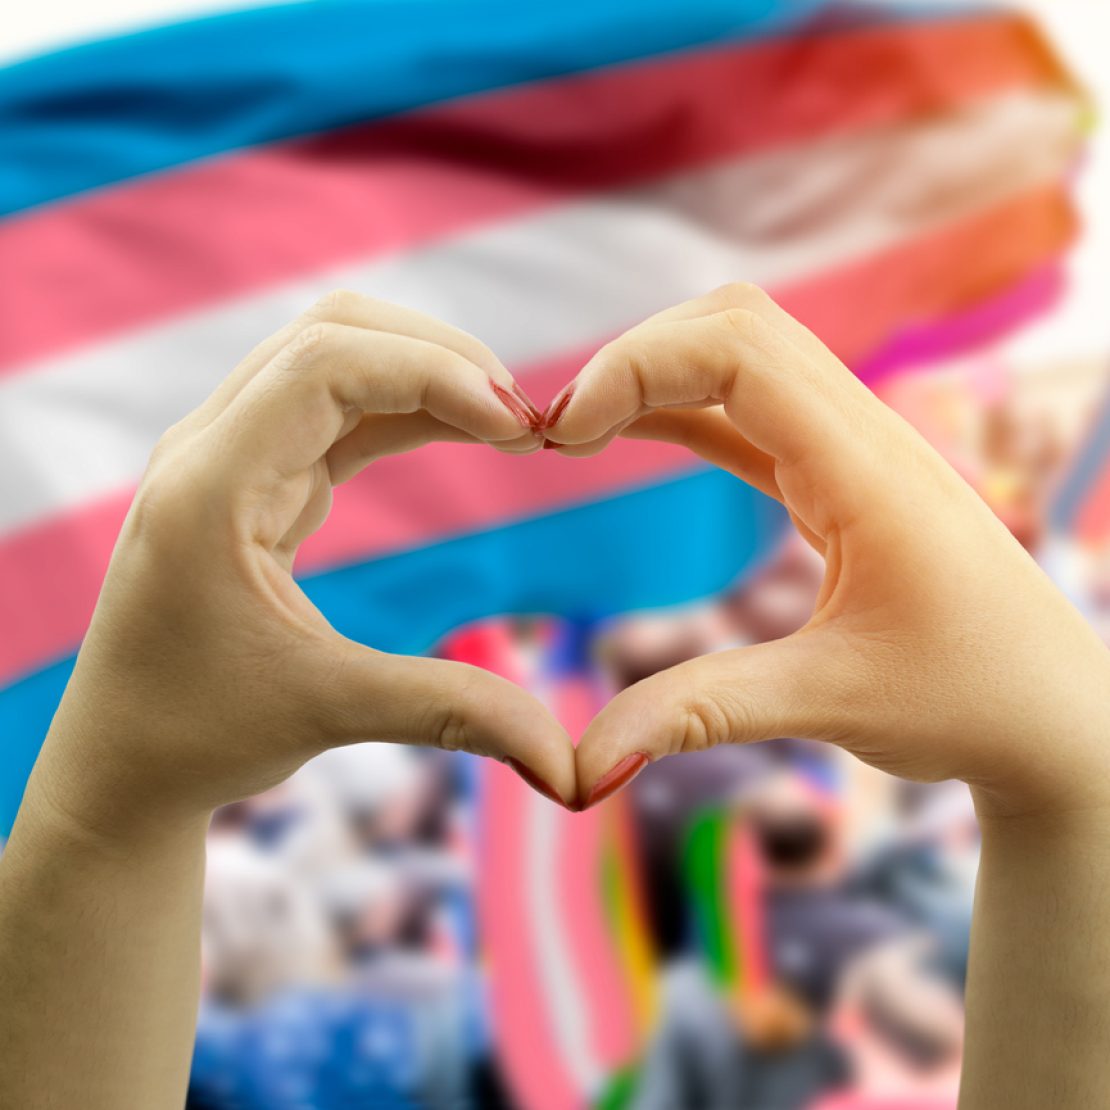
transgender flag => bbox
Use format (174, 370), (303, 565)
(0, 0), (1088, 834)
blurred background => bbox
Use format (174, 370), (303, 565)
(1, 1), (1108, 1107)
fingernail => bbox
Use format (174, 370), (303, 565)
(582, 752), (649, 810)
(511, 382), (544, 426)
(506, 757), (568, 808)
(491, 380), (539, 431)
(542, 385), (575, 431)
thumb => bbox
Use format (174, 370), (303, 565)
(575, 632), (855, 809)
(320, 645), (578, 809)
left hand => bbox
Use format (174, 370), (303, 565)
(27, 291), (578, 843)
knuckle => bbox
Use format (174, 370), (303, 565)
(128, 460), (220, 551)
(719, 307), (764, 343)
(675, 691), (737, 754)
(307, 288), (362, 319)
(424, 667), (483, 757)
(434, 707), (474, 755)
(279, 321), (336, 369)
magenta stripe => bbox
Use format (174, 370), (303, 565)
(0, 12), (1058, 376)
(857, 263), (1065, 385)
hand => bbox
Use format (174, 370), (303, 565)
(731, 983), (813, 1052)
(28, 292), (578, 840)
(544, 284), (1110, 818)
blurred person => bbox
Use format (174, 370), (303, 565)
(631, 772), (933, 1110)
(306, 742), (429, 849)
(849, 783), (979, 990)
(721, 535), (826, 647)
(597, 553), (837, 959)
(597, 602), (738, 691)
(280, 745), (458, 893)
(203, 825), (339, 1008)
(3, 289), (1110, 1110)
(316, 858), (408, 965)
(815, 935), (965, 1110)
(315, 859), (480, 1108)
(627, 746), (778, 959)
(978, 397), (1064, 551)
(597, 602), (778, 958)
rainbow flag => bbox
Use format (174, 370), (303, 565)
(683, 809), (769, 1000)
(0, 0), (1088, 836)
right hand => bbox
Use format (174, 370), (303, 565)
(542, 284), (1110, 819)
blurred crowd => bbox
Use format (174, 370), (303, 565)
(181, 353), (1109, 1110)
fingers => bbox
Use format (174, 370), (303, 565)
(539, 284), (903, 536)
(193, 289), (540, 428)
(574, 633), (859, 809)
(622, 281), (840, 370)
(320, 644), (578, 808)
(219, 321), (539, 481)
(544, 303), (875, 471)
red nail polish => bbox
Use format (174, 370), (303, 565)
(583, 752), (649, 810)
(491, 381), (539, 430)
(511, 382), (544, 426)
(542, 386), (575, 431)
(506, 757), (567, 807)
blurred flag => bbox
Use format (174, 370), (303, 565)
(1051, 376), (1110, 545)
(0, 0), (1089, 835)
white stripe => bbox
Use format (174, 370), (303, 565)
(527, 794), (603, 1096)
(0, 89), (1079, 535)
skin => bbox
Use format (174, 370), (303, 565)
(1, 286), (1109, 1107)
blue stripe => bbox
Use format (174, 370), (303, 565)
(0, 0), (859, 216)
(0, 467), (786, 834)
(1050, 386), (1110, 531)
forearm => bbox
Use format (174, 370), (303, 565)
(960, 806), (1110, 1109)
(0, 767), (209, 1110)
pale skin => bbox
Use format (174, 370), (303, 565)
(0, 285), (1108, 1107)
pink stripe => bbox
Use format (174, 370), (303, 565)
(0, 428), (696, 686)
(728, 824), (768, 994)
(0, 12), (1061, 375)
(0, 182), (1075, 686)
(1076, 464), (1110, 544)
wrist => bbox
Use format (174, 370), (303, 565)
(17, 724), (213, 861)
(972, 798), (1110, 865)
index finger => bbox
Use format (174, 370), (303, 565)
(217, 321), (538, 481)
(545, 298), (883, 473)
